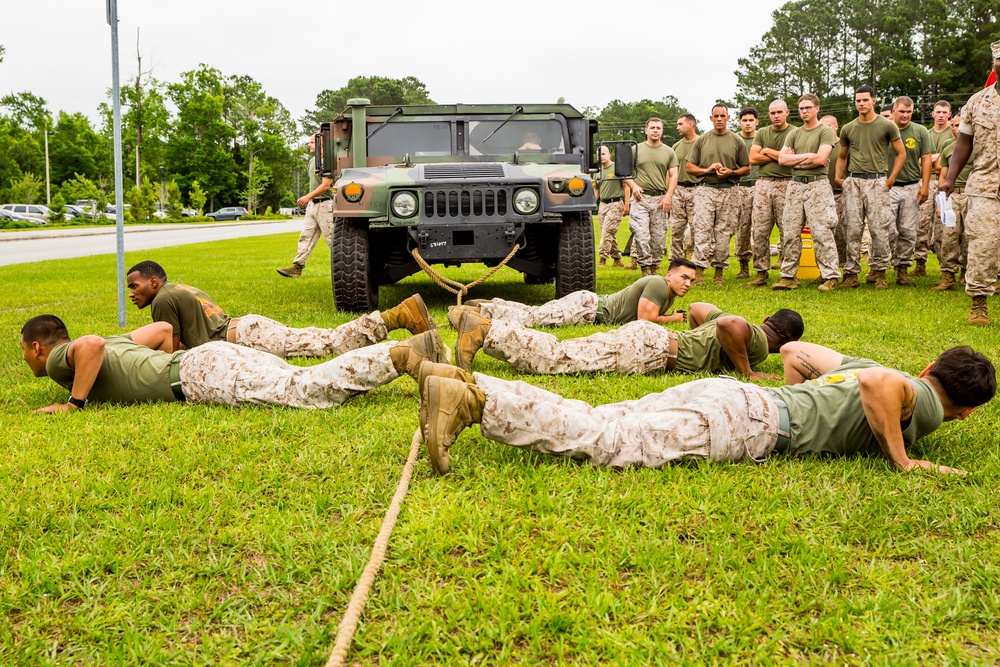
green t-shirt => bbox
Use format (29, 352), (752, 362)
(752, 125), (795, 178)
(941, 143), (974, 189)
(45, 335), (182, 404)
(308, 156), (333, 198)
(840, 116), (902, 174)
(769, 357), (944, 458)
(595, 164), (625, 201)
(741, 134), (759, 183)
(888, 122), (932, 183)
(827, 140), (842, 192)
(632, 143), (678, 193)
(784, 124), (837, 177)
(674, 309), (769, 373)
(688, 131), (750, 185)
(150, 282), (232, 349)
(601, 275), (675, 325)
(929, 127), (956, 155)
(672, 138), (701, 185)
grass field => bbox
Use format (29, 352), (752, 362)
(2, 223), (999, 665)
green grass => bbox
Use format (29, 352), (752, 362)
(1, 222), (999, 665)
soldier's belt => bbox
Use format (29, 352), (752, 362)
(677, 182), (698, 188)
(312, 196), (332, 202)
(894, 181), (919, 186)
(740, 180), (758, 186)
(792, 175), (823, 183)
(699, 183), (736, 189)
(169, 357), (186, 402)
(665, 330), (678, 371)
(954, 187), (966, 193)
(848, 172), (887, 179)
(600, 197), (623, 203)
(758, 176), (791, 181)
(765, 390), (791, 452)
(642, 190), (666, 197)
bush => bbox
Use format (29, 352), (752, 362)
(0, 218), (37, 230)
(240, 214), (263, 221)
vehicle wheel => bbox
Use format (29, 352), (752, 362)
(554, 211), (596, 298)
(331, 217), (378, 311)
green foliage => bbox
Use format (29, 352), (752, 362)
(596, 97), (692, 145)
(7, 172), (43, 204)
(300, 75), (434, 131)
(58, 173), (101, 207)
(126, 182), (157, 221)
(166, 179), (183, 216)
(188, 180), (206, 215)
(240, 157), (270, 213)
(48, 192), (66, 221)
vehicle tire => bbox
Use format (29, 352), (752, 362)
(331, 217), (379, 312)
(554, 211), (596, 298)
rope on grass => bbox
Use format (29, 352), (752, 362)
(323, 427), (422, 667)
(410, 244), (521, 306)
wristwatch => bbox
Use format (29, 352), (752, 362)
(67, 396), (88, 410)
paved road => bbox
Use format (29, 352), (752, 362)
(0, 219), (302, 266)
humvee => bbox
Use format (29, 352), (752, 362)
(317, 99), (599, 311)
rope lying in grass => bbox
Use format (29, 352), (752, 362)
(324, 427), (422, 667)
(410, 244), (521, 305)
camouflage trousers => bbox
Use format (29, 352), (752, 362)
(692, 186), (739, 270)
(627, 194), (667, 268)
(292, 199), (335, 267)
(833, 192), (847, 265)
(178, 340), (399, 409)
(478, 291), (599, 327)
(916, 181), (938, 262)
(779, 180), (841, 280)
(842, 177), (892, 274)
(936, 190), (967, 274)
(887, 182), (921, 268)
(483, 319), (676, 375)
(669, 186), (697, 260)
(963, 195), (1000, 298)
(233, 311), (386, 358)
(752, 179), (790, 271)
(597, 201), (625, 261)
(475, 374), (781, 468)
(733, 184), (755, 261)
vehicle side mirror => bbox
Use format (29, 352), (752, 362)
(614, 146), (634, 178)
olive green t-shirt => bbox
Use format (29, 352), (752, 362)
(929, 127), (956, 155)
(688, 131), (750, 185)
(784, 124), (837, 177)
(752, 125), (795, 178)
(595, 164), (625, 201)
(672, 138), (701, 185)
(840, 116), (902, 174)
(674, 308), (769, 373)
(601, 275), (675, 325)
(45, 335), (182, 404)
(308, 156), (334, 198)
(740, 134), (760, 183)
(632, 143), (678, 193)
(941, 143), (974, 189)
(888, 122), (932, 183)
(827, 140), (842, 192)
(150, 282), (232, 349)
(768, 357), (944, 458)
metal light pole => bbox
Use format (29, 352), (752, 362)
(44, 122), (52, 205)
(107, 0), (126, 327)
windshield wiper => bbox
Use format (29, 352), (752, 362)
(482, 105), (524, 144)
(366, 107), (403, 140)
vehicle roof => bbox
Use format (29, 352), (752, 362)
(358, 103), (585, 118)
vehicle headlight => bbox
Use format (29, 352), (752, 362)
(513, 188), (539, 215)
(391, 191), (418, 218)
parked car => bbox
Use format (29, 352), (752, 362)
(103, 204), (131, 220)
(205, 206), (248, 221)
(63, 204), (85, 219)
(0, 209), (46, 225)
(0, 203), (52, 222)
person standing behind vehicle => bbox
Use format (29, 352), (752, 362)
(276, 135), (335, 278)
(623, 118), (679, 277)
(595, 145), (631, 267)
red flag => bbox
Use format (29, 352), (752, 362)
(987, 71), (997, 88)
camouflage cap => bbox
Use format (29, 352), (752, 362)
(993, 40), (1000, 59)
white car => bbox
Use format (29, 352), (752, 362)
(1, 203), (52, 222)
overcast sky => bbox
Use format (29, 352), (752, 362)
(1, 0), (785, 134)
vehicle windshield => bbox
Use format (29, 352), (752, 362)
(367, 121), (453, 157)
(469, 119), (566, 156)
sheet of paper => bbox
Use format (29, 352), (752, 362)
(936, 191), (956, 228)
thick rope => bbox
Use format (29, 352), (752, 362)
(410, 243), (521, 305)
(324, 428), (422, 667)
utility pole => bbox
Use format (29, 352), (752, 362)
(44, 121), (51, 205)
(108, 0), (126, 327)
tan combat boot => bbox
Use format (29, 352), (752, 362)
(420, 376), (486, 474)
(735, 260), (750, 279)
(389, 330), (449, 380)
(640, 266), (652, 277)
(693, 268), (706, 286)
(448, 304), (481, 329)
(276, 262), (303, 278)
(873, 270), (888, 290)
(931, 272), (955, 292)
(839, 274), (860, 289)
(895, 266), (915, 286)
(416, 361), (475, 388)
(748, 271), (769, 287)
(772, 277), (800, 291)
(455, 311), (491, 371)
(968, 297), (990, 326)
(713, 268), (725, 285)
(381, 294), (437, 334)
(600, 256), (609, 267)
(865, 271), (876, 284)
(817, 278), (838, 292)
(912, 260), (927, 277)
(612, 257), (624, 268)
(625, 259), (639, 270)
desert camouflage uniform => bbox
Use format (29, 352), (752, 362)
(233, 311), (386, 358)
(780, 180), (841, 280)
(669, 186), (697, 260)
(178, 340), (399, 409)
(833, 192), (847, 265)
(293, 199), (335, 267)
(734, 182), (755, 262)
(474, 374), (781, 468)
(482, 319), (676, 375)
(937, 191), (968, 274)
(478, 291), (599, 327)
(916, 180), (938, 263)
(597, 200), (625, 262)
(887, 182), (922, 269)
(751, 179), (790, 271)
(628, 195), (668, 267)
(959, 84), (1000, 298)
(843, 177), (892, 274)
(692, 187), (740, 269)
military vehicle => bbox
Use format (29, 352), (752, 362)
(317, 99), (598, 311)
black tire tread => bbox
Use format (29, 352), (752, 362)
(331, 217), (378, 312)
(554, 212), (596, 297)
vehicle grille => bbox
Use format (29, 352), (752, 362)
(423, 164), (506, 179)
(423, 189), (508, 219)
